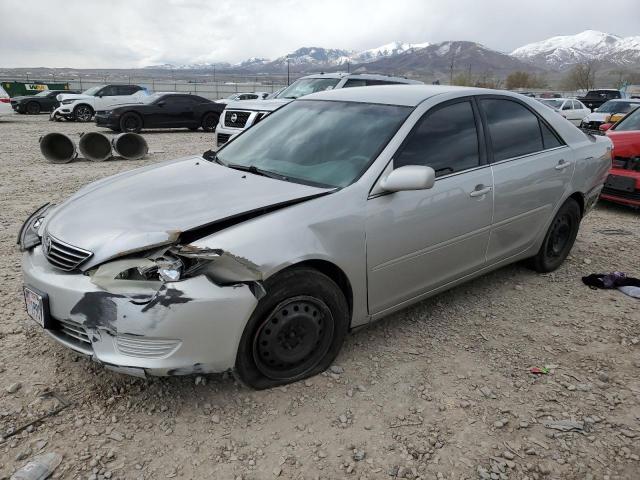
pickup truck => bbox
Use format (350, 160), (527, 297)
(577, 89), (626, 112)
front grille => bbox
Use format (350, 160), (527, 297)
(224, 110), (250, 128)
(602, 187), (640, 201)
(55, 318), (91, 346)
(43, 233), (92, 271)
(612, 156), (640, 171)
(116, 335), (181, 358)
(217, 133), (231, 146)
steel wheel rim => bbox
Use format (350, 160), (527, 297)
(76, 106), (91, 121)
(123, 116), (139, 131)
(546, 213), (572, 258)
(253, 296), (334, 380)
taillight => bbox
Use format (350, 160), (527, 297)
(0, 98), (10, 103)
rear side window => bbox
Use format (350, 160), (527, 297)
(481, 99), (544, 161)
(540, 122), (562, 149)
(395, 101), (480, 177)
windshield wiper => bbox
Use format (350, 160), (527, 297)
(282, 96), (298, 99)
(226, 163), (288, 181)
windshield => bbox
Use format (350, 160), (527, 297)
(216, 100), (411, 188)
(82, 85), (104, 96)
(275, 78), (340, 99)
(597, 101), (638, 114)
(34, 90), (51, 97)
(612, 107), (640, 131)
(541, 99), (564, 109)
(226, 94), (239, 100)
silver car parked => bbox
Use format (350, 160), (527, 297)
(19, 86), (611, 388)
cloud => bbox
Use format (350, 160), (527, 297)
(0, 0), (638, 68)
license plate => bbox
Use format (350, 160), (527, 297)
(605, 174), (636, 193)
(23, 286), (49, 328)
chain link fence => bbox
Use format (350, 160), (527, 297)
(0, 72), (298, 100)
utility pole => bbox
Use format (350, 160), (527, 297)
(287, 57), (291, 85)
(448, 48), (456, 85)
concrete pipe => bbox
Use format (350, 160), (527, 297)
(78, 132), (112, 162)
(39, 133), (77, 164)
(112, 133), (148, 160)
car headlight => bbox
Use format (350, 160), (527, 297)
(61, 99), (75, 105)
(17, 203), (54, 251)
(104, 255), (185, 283)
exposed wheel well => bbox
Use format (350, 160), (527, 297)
(284, 260), (353, 319)
(568, 192), (585, 217)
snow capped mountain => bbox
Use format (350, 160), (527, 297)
(352, 41), (430, 63)
(512, 30), (640, 68)
(144, 62), (230, 70)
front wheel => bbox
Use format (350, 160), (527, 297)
(201, 112), (219, 132)
(235, 268), (349, 389)
(527, 198), (581, 273)
(119, 112), (143, 133)
(26, 102), (41, 115)
(73, 104), (93, 122)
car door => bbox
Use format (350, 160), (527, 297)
(157, 96), (196, 127)
(479, 96), (573, 264)
(366, 98), (494, 314)
(93, 85), (120, 110)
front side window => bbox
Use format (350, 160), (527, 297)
(481, 98), (544, 161)
(275, 78), (340, 99)
(216, 100), (411, 188)
(395, 101), (480, 176)
(99, 86), (118, 96)
(343, 79), (367, 88)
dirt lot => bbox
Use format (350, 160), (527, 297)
(0, 114), (639, 480)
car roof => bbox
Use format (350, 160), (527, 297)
(607, 98), (640, 102)
(299, 72), (421, 84)
(303, 85), (518, 107)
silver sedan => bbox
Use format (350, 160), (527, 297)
(19, 85), (611, 388)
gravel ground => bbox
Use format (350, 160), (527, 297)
(1, 114), (639, 480)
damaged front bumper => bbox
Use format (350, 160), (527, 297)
(22, 246), (259, 376)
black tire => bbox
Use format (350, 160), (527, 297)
(119, 113), (143, 133)
(26, 102), (41, 115)
(235, 267), (349, 389)
(73, 104), (93, 122)
(201, 112), (219, 132)
(527, 198), (581, 273)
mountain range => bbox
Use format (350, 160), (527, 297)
(144, 30), (640, 76)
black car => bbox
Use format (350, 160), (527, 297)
(95, 93), (225, 133)
(11, 90), (80, 114)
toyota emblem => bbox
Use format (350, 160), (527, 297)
(230, 113), (238, 123)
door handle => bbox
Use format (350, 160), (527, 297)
(469, 185), (492, 197)
(555, 160), (572, 171)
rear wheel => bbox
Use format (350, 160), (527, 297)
(201, 112), (219, 132)
(119, 113), (142, 133)
(527, 198), (581, 273)
(73, 104), (93, 122)
(235, 268), (349, 389)
(26, 102), (41, 115)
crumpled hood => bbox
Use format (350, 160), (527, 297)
(225, 98), (292, 113)
(44, 156), (330, 267)
(583, 112), (609, 123)
(606, 130), (640, 158)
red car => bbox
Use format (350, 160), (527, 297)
(602, 107), (640, 207)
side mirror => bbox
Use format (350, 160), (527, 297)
(599, 123), (613, 132)
(380, 165), (436, 192)
(158, 101), (165, 107)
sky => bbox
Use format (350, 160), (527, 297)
(1, 0), (639, 68)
